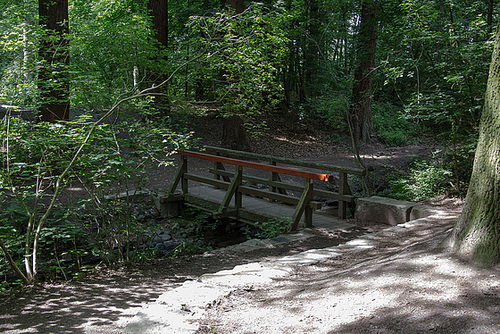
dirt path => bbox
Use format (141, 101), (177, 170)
(196, 213), (500, 334)
(3, 205), (499, 334)
(0, 223), (381, 333)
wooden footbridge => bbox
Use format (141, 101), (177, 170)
(162, 146), (365, 231)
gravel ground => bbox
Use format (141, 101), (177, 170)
(197, 213), (500, 334)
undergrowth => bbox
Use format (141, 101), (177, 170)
(384, 160), (453, 201)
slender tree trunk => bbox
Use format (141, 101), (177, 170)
(38, 0), (69, 122)
(349, 0), (378, 144)
(303, 0), (322, 99)
(221, 0), (252, 151)
(283, 0), (297, 106)
(449, 21), (500, 266)
(23, 0), (33, 84)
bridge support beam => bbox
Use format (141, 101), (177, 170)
(291, 179), (314, 231)
(217, 165), (242, 215)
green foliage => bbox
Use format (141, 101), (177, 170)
(1, 118), (95, 209)
(0, 107), (192, 285)
(0, 0), (38, 108)
(372, 102), (415, 146)
(387, 160), (452, 201)
(172, 241), (213, 258)
(0, 0), (174, 111)
(378, 0), (492, 139)
(304, 95), (349, 131)
(249, 217), (290, 239)
(0, 199), (93, 285)
(188, 4), (289, 132)
(70, 0), (165, 109)
(0, 0), (494, 283)
(0, 211), (24, 287)
(427, 133), (477, 196)
(166, 208), (218, 257)
(72, 195), (158, 266)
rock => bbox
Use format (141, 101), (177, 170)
(159, 233), (172, 241)
(409, 204), (444, 220)
(355, 196), (414, 226)
(354, 196), (447, 226)
(152, 236), (163, 244)
(163, 240), (181, 252)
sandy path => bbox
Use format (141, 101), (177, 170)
(197, 214), (500, 334)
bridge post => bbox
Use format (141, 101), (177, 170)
(268, 160), (288, 197)
(269, 160), (277, 195)
(214, 152), (230, 183)
(234, 166), (242, 211)
(168, 155), (187, 195)
(339, 172), (348, 219)
(181, 155), (188, 194)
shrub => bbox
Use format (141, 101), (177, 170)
(0, 107), (192, 286)
(248, 217), (290, 239)
(306, 95), (350, 132)
(372, 102), (416, 146)
(387, 160), (452, 201)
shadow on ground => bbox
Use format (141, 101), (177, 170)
(0, 225), (370, 333)
(0, 270), (180, 333)
(197, 218), (500, 334)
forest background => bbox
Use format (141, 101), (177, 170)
(0, 0), (496, 287)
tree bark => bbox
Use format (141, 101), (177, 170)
(486, 0), (494, 35)
(148, 0), (168, 48)
(221, 115), (251, 151)
(449, 21), (500, 266)
(148, 0), (169, 112)
(303, 0), (323, 99)
(38, 0), (69, 122)
(226, 0), (244, 14)
(349, 0), (378, 144)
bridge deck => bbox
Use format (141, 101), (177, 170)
(188, 185), (354, 231)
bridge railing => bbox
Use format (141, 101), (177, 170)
(204, 146), (365, 219)
(167, 147), (364, 230)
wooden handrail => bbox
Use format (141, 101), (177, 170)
(204, 145), (366, 176)
(178, 150), (333, 182)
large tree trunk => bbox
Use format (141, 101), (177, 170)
(148, 0), (169, 112)
(148, 0), (168, 48)
(38, 0), (69, 122)
(449, 21), (500, 266)
(222, 115), (251, 151)
(349, 0), (378, 144)
(226, 0), (244, 14)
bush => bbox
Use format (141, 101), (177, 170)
(0, 108), (192, 286)
(305, 95), (350, 132)
(248, 217), (290, 239)
(372, 102), (416, 146)
(387, 160), (452, 201)
(443, 134), (477, 195)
